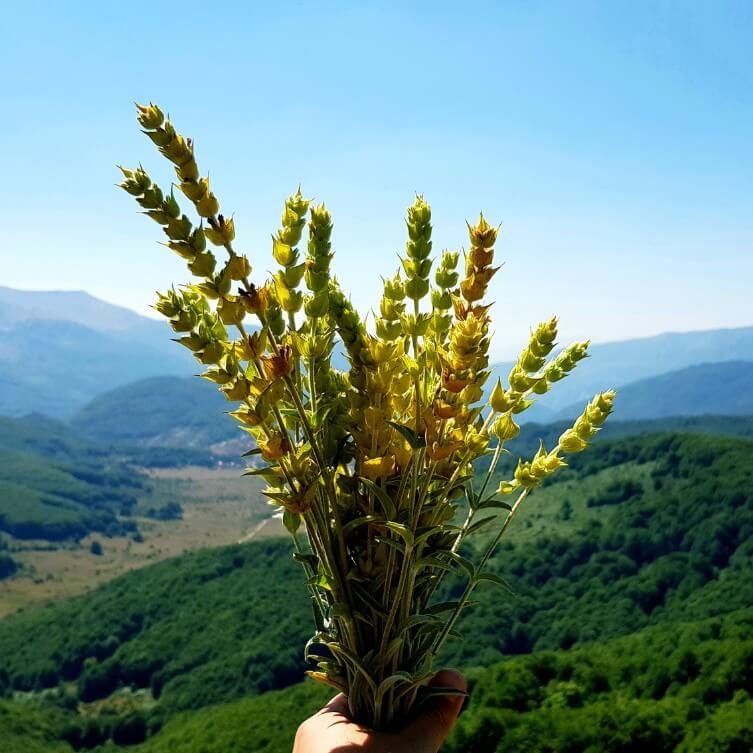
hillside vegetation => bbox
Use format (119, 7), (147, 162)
(0, 448), (144, 541)
(0, 430), (752, 751)
(71, 377), (242, 449)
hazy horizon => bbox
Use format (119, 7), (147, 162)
(3, 282), (752, 363)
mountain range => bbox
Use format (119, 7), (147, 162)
(2, 286), (752, 429)
(0, 287), (193, 418)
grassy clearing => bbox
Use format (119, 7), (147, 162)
(0, 468), (281, 617)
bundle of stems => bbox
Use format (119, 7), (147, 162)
(119, 103), (615, 730)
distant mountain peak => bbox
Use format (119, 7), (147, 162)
(0, 285), (160, 335)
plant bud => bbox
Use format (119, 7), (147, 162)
(275, 283), (304, 313)
(260, 434), (292, 460)
(558, 428), (588, 453)
(165, 241), (196, 261)
(222, 377), (251, 401)
(136, 102), (164, 129)
(176, 159), (199, 182)
(435, 268), (459, 289)
(137, 186), (164, 210)
(261, 345), (294, 380)
(204, 217), (233, 247)
(404, 277), (430, 301)
(468, 245), (494, 268)
(161, 134), (192, 164)
(145, 209), (171, 225)
(217, 298), (245, 325)
(189, 251), (216, 278)
(531, 377), (549, 395)
(508, 367), (534, 393)
(239, 284), (270, 315)
(407, 195), (431, 227)
(511, 397), (534, 414)
(431, 289), (452, 310)
(179, 179), (205, 201)
(239, 330), (268, 360)
(272, 238), (297, 266)
(460, 382), (484, 404)
(467, 213), (498, 248)
(196, 191), (220, 218)
(225, 254), (251, 281)
(154, 290), (180, 318)
(198, 341), (225, 365)
(493, 413), (520, 441)
(361, 455), (396, 480)
(376, 318), (402, 340)
(514, 460), (540, 489)
(383, 274), (405, 301)
(278, 263), (306, 289)
(162, 192), (180, 219)
(188, 227), (206, 253)
(164, 214), (192, 241)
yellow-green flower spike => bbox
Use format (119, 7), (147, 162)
(544, 340), (590, 383)
(558, 390), (617, 453)
(461, 213), (500, 306)
(403, 195), (433, 303)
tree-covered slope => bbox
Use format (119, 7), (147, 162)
(5, 610), (752, 753)
(70, 376), (241, 448)
(1, 431), (751, 725)
(0, 448), (145, 541)
(0, 540), (311, 711)
(0, 413), (229, 470)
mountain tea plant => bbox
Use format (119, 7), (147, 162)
(119, 103), (615, 730)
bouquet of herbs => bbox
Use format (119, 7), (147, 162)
(119, 103), (615, 730)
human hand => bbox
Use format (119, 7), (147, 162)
(293, 669), (467, 753)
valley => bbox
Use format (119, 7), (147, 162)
(0, 467), (280, 618)
(1, 429), (752, 752)
(2, 288), (753, 752)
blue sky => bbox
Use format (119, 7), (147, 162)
(2, 1), (751, 358)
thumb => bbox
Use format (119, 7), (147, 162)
(400, 669), (467, 753)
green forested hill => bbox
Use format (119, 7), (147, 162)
(0, 413), (229, 473)
(4, 610), (752, 753)
(0, 448), (144, 541)
(70, 377), (241, 448)
(1, 430), (752, 751)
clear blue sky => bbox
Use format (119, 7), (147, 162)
(2, 1), (751, 358)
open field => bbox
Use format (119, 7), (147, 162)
(0, 467), (285, 617)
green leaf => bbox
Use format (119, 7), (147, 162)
(358, 477), (397, 517)
(387, 421), (426, 449)
(445, 551), (476, 579)
(476, 496), (513, 511)
(293, 551), (318, 570)
(307, 572), (334, 591)
(400, 613), (442, 630)
(465, 515), (497, 536)
(343, 514), (384, 537)
(282, 509), (301, 534)
(241, 447), (263, 457)
(415, 526), (444, 547)
(425, 601), (459, 615)
(416, 557), (454, 574)
(384, 521), (415, 547)
(475, 571), (516, 595)
(328, 602), (351, 620)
